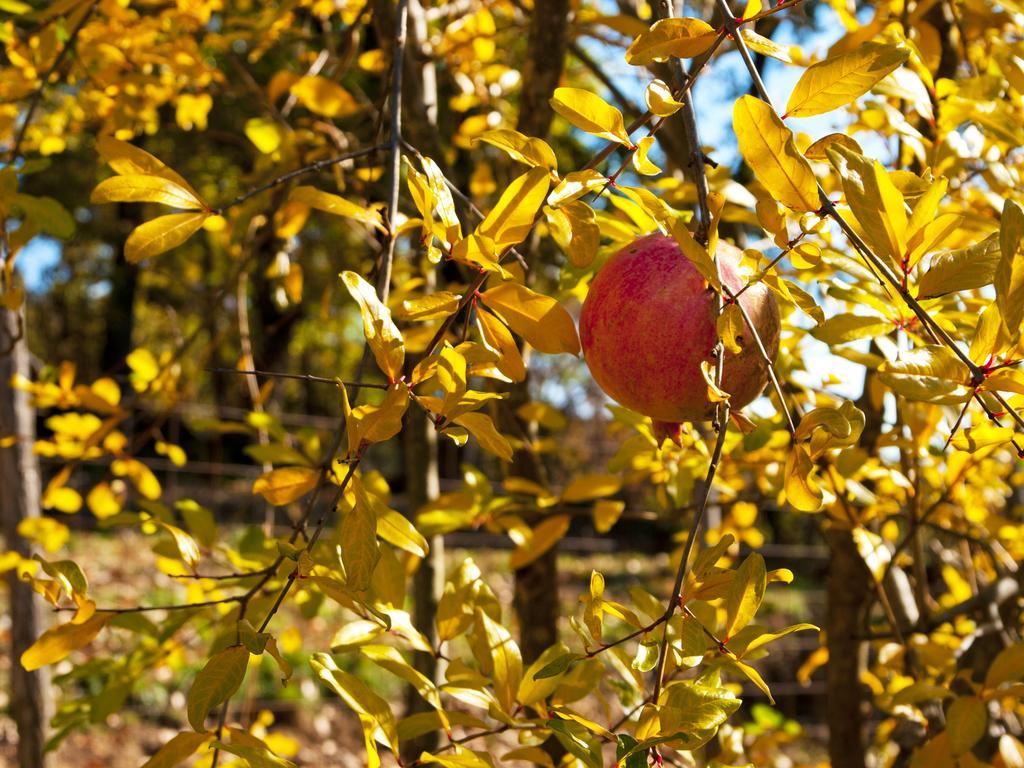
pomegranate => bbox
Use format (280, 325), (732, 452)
(579, 233), (780, 435)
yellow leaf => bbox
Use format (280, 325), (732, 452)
(732, 659), (774, 703)
(478, 166), (551, 249)
(453, 411), (513, 462)
(479, 282), (580, 355)
(187, 645), (250, 731)
(311, 653), (400, 755)
(632, 136), (661, 175)
(670, 219), (721, 291)
(509, 515), (570, 569)
(252, 467), (319, 506)
(785, 42), (910, 118)
(550, 87), (632, 147)
(245, 117), (284, 154)
(21, 612), (111, 671)
(717, 301), (745, 354)
(474, 608), (522, 714)
(290, 75), (360, 118)
(125, 212), (209, 263)
(644, 79), (685, 117)
(545, 201), (599, 268)
(625, 17), (718, 65)
(477, 307), (526, 382)
(340, 271), (405, 381)
(739, 29), (792, 64)
(561, 473), (621, 503)
(96, 136), (199, 198)
(290, 187), (385, 232)
(804, 132), (863, 161)
(547, 169), (608, 207)
(111, 457), (162, 500)
(175, 93), (212, 131)
(950, 425), (1015, 453)
(159, 522), (201, 571)
(476, 129), (557, 171)
(348, 383), (410, 452)
(997, 199), (1024, 336)
(700, 360), (730, 403)
(828, 145), (907, 267)
(86, 482), (120, 519)
(784, 444), (823, 512)
(42, 481), (82, 513)
(724, 553), (766, 638)
(343, 478), (381, 591)
(733, 95), (819, 212)
(400, 291), (462, 321)
(16, 517), (69, 553)
(593, 500), (625, 533)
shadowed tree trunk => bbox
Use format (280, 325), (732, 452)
(1, 301), (53, 768)
(826, 525), (869, 768)
(508, 0), (570, 666)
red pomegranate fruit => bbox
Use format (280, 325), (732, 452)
(579, 233), (780, 437)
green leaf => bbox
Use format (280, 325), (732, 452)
(786, 42), (909, 118)
(532, 650), (581, 680)
(946, 696), (987, 755)
(733, 95), (819, 212)
(186, 645), (249, 731)
(11, 193), (75, 238)
(140, 732), (213, 768)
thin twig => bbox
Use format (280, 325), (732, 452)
(207, 367), (387, 389)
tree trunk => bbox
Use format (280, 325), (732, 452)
(400, 404), (444, 762)
(1, 302), (53, 768)
(826, 526), (869, 768)
(507, 0), (571, 667)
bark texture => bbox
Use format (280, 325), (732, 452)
(1, 302), (53, 768)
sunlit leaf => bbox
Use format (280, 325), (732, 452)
(125, 212), (209, 262)
(733, 95), (818, 212)
(478, 166), (550, 249)
(480, 282), (580, 355)
(341, 271), (405, 381)
(21, 612), (111, 671)
(550, 87), (632, 146)
(786, 42), (909, 118)
(625, 18), (717, 65)
(91, 174), (206, 210)
(252, 467), (318, 506)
